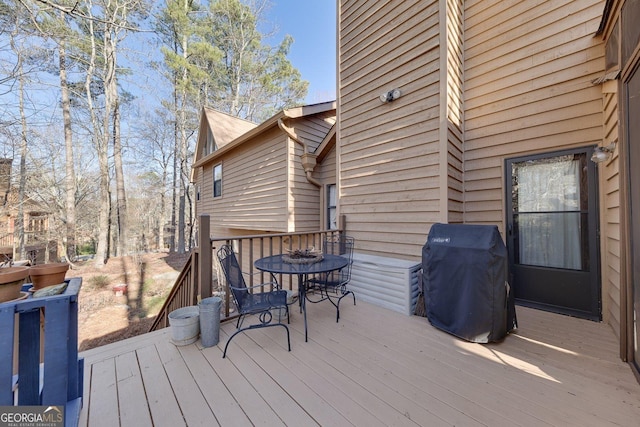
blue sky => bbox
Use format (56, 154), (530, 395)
(266, 0), (336, 104)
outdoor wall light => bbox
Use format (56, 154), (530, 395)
(379, 88), (401, 103)
(591, 140), (617, 163)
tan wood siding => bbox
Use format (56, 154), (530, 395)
(446, 0), (465, 224)
(464, 0), (605, 231)
(464, 0), (618, 332)
(315, 146), (337, 230)
(447, 129), (464, 223)
(194, 167), (204, 219)
(286, 113), (336, 153)
(316, 145), (336, 184)
(201, 128), (289, 233)
(289, 140), (321, 232)
(339, 0), (442, 259)
(601, 83), (621, 334)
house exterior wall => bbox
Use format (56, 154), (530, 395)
(338, 0), (443, 258)
(464, 0), (605, 227)
(337, 0), (465, 258)
(317, 145), (337, 184)
(288, 139), (321, 232)
(444, 0), (465, 223)
(597, 0), (639, 361)
(315, 144), (337, 230)
(464, 0), (609, 323)
(195, 112), (335, 236)
(284, 112), (336, 153)
(599, 80), (621, 338)
(283, 114), (336, 232)
(338, 0), (618, 332)
(197, 127), (290, 233)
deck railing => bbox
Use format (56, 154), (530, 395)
(149, 249), (199, 331)
(211, 229), (343, 318)
(150, 214), (344, 331)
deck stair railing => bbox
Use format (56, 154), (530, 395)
(149, 249), (200, 331)
(150, 214), (344, 331)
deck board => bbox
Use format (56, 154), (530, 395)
(136, 345), (185, 427)
(210, 333), (303, 425)
(248, 326), (405, 427)
(264, 321), (445, 426)
(79, 302), (640, 427)
(155, 339), (219, 426)
(300, 302), (546, 426)
(198, 338), (286, 426)
(218, 330), (324, 426)
(176, 344), (249, 426)
(327, 301), (634, 426)
(86, 358), (119, 427)
(115, 351), (153, 427)
(302, 316), (506, 425)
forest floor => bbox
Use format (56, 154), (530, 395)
(70, 251), (190, 351)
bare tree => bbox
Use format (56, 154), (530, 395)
(156, 0), (203, 253)
(76, 1), (112, 267)
(57, 11), (77, 265)
(130, 109), (174, 249)
(13, 33), (28, 261)
(76, 0), (149, 265)
(0, 0), (308, 265)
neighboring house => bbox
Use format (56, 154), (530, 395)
(193, 0), (640, 380)
(0, 158), (56, 263)
(192, 102), (337, 237)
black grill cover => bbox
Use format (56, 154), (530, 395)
(422, 223), (517, 343)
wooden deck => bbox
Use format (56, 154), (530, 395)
(78, 301), (640, 426)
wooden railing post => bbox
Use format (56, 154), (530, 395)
(338, 215), (347, 252)
(338, 215), (347, 234)
(199, 215), (212, 300)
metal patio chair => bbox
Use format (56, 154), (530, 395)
(305, 235), (356, 322)
(217, 245), (290, 358)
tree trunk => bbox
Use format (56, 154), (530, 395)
(95, 156), (110, 266)
(16, 52), (27, 262)
(83, 8), (109, 268)
(176, 30), (189, 254)
(59, 27), (77, 265)
(170, 104), (178, 253)
(178, 161), (186, 253)
(159, 162), (167, 250)
(100, 38), (114, 261)
(113, 97), (127, 256)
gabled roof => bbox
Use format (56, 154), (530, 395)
(204, 108), (257, 149)
(192, 101), (336, 170)
(192, 108), (257, 167)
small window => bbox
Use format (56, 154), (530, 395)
(605, 21), (619, 72)
(213, 164), (222, 198)
(204, 128), (217, 155)
(327, 184), (337, 229)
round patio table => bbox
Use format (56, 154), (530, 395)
(255, 254), (348, 342)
